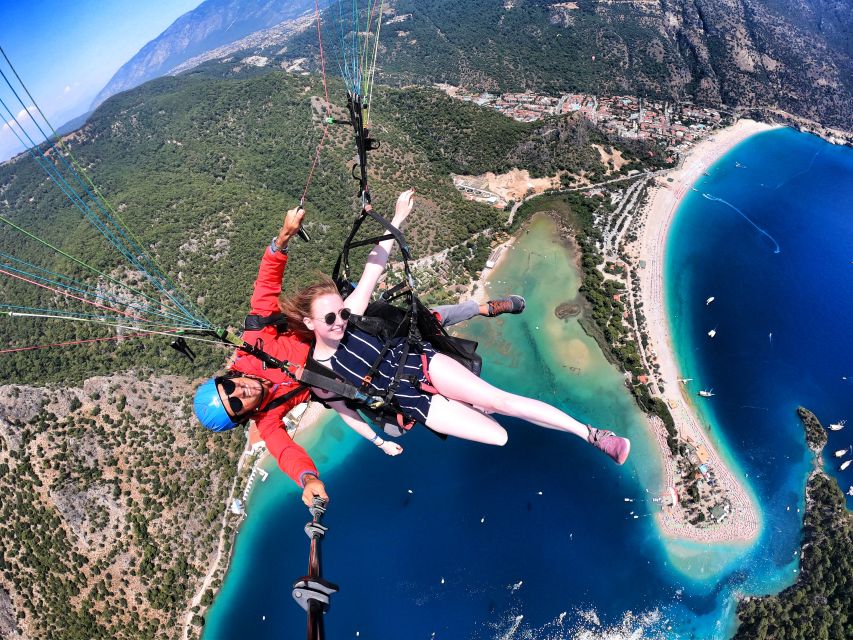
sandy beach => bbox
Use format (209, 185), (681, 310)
(635, 119), (779, 543)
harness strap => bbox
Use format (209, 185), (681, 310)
(418, 352), (439, 394)
(296, 366), (380, 407)
(261, 384), (309, 413)
(244, 312), (288, 332)
(378, 280), (408, 302)
(384, 338), (411, 405)
(333, 207), (412, 293)
(396, 413), (415, 431)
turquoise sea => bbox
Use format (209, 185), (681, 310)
(203, 127), (853, 639)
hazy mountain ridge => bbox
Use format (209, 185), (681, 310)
(91, 0), (326, 109)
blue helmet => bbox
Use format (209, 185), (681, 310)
(194, 378), (239, 432)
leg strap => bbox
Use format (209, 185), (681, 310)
(418, 352), (439, 395)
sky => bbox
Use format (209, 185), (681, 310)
(0, 0), (203, 161)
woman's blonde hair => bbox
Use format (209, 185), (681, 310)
(279, 275), (341, 340)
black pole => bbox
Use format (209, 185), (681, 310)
(292, 498), (338, 640)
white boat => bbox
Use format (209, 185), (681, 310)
(699, 389), (715, 397)
(706, 296), (715, 305)
(834, 448), (850, 458)
(841, 460), (851, 471)
(828, 419), (846, 431)
(847, 486), (853, 496)
(707, 328), (717, 338)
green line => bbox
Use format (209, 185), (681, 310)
(0, 213), (192, 324)
(365, 0), (385, 126)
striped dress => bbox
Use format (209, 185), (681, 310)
(326, 327), (437, 424)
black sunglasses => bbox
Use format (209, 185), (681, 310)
(217, 377), (264, 417)
(217, 378), (244, 415)
(322, 308), (351, 326)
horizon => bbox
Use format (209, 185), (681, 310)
(0, 0), (202, 162)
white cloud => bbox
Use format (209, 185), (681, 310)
(64, 85), (72, 93)
(2, 106), (38, 142)
(14, 105), (38, 122)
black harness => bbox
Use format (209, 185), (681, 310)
(292, 92), (483, 430)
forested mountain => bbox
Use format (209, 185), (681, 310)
(92, 0), (851, 135)
(91, 0), (329, 109)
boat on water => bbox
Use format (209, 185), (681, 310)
(706, 296), (715, 305)
(841, 460), (851, 471)
(699, 389), (715, 398)
(828, 419), (847, 431)
(834, 448), (851, 458)
(848, 486), (853, 496)
(707, 328), (717, 338)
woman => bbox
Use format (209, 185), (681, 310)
(280, 189), (630, 464)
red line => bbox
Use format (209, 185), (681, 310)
(0, 331), (158, 354)
(0, 267), (149, 322)
(314, 0), (331, 107)
(301, 0), (332, 206)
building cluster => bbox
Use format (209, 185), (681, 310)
(444, 86), (724, 153)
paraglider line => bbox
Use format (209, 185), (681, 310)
(0, 267), (174, 324)
(0, 251), (192, 324)
(0, 214), (196, 325)
(0, 61), (210, 325)
(0, 332), (161, 355)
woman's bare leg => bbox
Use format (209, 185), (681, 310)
(427, 354), (589, 440)
(424, 395), (508, 445)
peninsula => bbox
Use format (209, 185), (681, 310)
(734, 408), (851, 639)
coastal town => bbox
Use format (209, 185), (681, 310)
(438, 84), (729, 154)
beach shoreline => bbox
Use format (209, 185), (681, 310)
(633, 119), (779, 543)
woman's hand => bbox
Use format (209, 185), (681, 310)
(392, 188), (415, 227)
(378, 440), (403, 456)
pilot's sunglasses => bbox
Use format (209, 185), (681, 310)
(322, 308), (351, 325)
(217, 378), (244, 415)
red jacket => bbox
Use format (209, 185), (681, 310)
(231, 242), (317, 487)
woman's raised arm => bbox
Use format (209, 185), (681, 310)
(344, 189), (414, 315)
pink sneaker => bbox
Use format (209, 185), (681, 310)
(588, 427), (631, 465)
